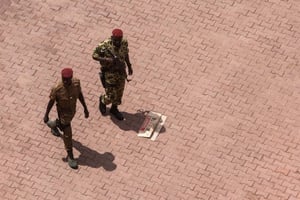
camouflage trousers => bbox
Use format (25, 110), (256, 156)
(102, 72), (126, 105)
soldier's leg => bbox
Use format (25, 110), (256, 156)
(101, 72), (120, 105)
(61, 123), (72, 151)
(99, 87), (113, 115)
(114, 78), (125, 105)
(110, 79), (125, 120)
(60, 123), (78, 169)
(99, 94), (107, 115)
(102, 86), (114, 104)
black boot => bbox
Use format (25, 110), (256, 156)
(110, 105), (124, 120)
(99, 95), (106, 115)
(67, 150), (78, 169)
(51, 127), (61, 137)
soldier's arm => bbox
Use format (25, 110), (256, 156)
(78, 92), (88, 110)
(125, 54), (132, 68)
(44, 99), (55, 123)
(74, 79), (89, 118)
(92, 46), (113, 63)
(123, 39), (133, 75)
(78, 92), (89, 118)
(125, 54), (133, 75)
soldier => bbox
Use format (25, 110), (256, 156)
(43, 68), (89, 169)
(92, 28), (133, 120)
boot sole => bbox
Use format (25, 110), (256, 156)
(51, 129), (61, 137)
(68, 159), (78, 169)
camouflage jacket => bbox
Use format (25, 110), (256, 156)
(93, 38), (129, 70)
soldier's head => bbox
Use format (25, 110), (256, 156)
(61, 68), (73, 86)
(111, 28), (123, 49)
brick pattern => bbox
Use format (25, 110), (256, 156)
(0, 0), (299, 199)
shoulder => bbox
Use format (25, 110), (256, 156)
(72, 78), (81, 87)
(99, 38), (112, 47)
(52, 81), (64, 92)
(50, 82), (63, 99)
(121, 38), (128, 46)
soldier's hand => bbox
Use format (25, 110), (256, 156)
(100, 57), (114, 65)
(106, 57), (114, 63)
(43, 115), (49, 123)
(84, 109), (89, 118)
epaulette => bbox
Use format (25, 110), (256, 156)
(53, 82), (64, 92)
(99, 39), (111, 47)
(121, 38), (128, 46)
(72, 78), (81, 87)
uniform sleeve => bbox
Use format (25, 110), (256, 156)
(122, 39), (129, 54)
(73, 78), (82, 93)
(49, 86), (57, 100)
(92, 41), (107, 60)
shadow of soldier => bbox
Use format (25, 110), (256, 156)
(71, 140), (117, 171)
(109, 110), (167, 135)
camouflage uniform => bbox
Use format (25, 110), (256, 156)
(93, 38), (129, 105)
(49, 78), (81, 151)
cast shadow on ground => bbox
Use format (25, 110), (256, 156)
(65, 140), (117, 171)
(109, 110), (166, 134)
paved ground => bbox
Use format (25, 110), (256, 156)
(0, 0), (299, 199)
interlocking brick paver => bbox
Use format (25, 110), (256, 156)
(1, 0), (300, 199)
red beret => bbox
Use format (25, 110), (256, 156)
(61, 68), (73, 78)
(112, 28), (123, 37)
